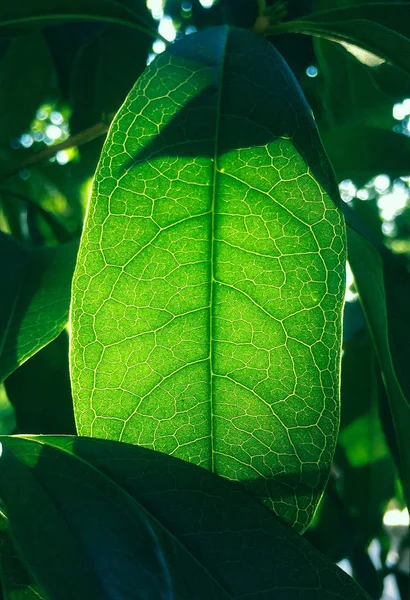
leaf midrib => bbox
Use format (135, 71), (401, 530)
(209, 30), (228, 473)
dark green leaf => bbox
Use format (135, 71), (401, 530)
(0, 435), (371, 599)
(0, 33), (53, 146)
(320, 126), (410, 183)
(70, 26), (346, 532)
(70, 24), (151, 133)
(0, 514), (44, 600)
(4, 332), (75, 435)
(346, 223), (410, 507)
(277, 2), (410, 77)
(0, 233), (78, 381)
(0, 0), (155, 38)
(339, 329), (395, 542)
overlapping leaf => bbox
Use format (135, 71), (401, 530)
(0, 0), (155, 38)
(275, 2), (410, 77)
(0, 435), (370, 599)
(70, 26), (346, 532)
(0, 232), (78, 381)
(346, 223), (410, 506)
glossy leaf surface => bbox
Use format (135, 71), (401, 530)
(0, 233), (78, 381)
(0, 435), (370, 599)
(70, 26), (346, 532)
(279, 3), (410, 76)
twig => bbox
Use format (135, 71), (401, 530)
(0, 121), (111, 182)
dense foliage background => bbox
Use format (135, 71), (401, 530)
(0, 1), (409, 599)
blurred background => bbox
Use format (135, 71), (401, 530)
(0, 2), (409, 598)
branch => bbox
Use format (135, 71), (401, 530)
(0, 121), (111, 182)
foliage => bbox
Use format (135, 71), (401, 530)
(0, 1), (409, 598)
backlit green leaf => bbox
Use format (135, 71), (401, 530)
(70, 26), (346, 532)
(0, 233), (78, 381)
(0, 435), (370, 599)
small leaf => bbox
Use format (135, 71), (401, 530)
(0, 233), (78, 381)
(278, 3), (410, 78)
(0, 0), (155, 38)
(70, 26), (346, 532)
(0, 435), (371, 599)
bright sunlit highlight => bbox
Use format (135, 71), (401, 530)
(383, 508), (409, 527)
(56, 150), (69, 165)
(306, 65), (318, 78)
(50, 111), (63, 125)
(36, 107), (48, 121)
(374, 174), (390, 193)
(20, 133), (33, 148)
(392, 101), (410, 121)
(158, 15), (176, 41)
(45, 125), (62, 140)
(146, 0), (164, 20)
(339, 179), (357, 203)
(357, 188), (369, 200)
(345, 262), (358, 302)
(377, 185), (409, 221)
(199, 0), (215, 7)
(153, 39), (166, 54)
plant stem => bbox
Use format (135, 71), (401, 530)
(0, 122), (110, 182)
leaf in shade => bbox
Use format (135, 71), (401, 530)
(70, 24), (152, 133)
(0, 0), (155, 38)
(0, 33), (53, 147)
(346, 223), (410, 507)
(0, 435), (371, 599)
(4, 332), (76, 435)
(0, 514), (45, 600)
(277, 3), (410, 78)
(0, 233), (78, 381)
(320, 126), (410, 184)
(70, 26), (346, 532)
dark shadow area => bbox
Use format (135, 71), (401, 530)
(119, 26), (343, 215)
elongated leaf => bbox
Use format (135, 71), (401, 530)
(275, 3), (410, 77)
(0, 0), (155, 38)
(0, 435), (370, 599)
(70, 26), (346, 532)
(0, 233), (78, 381)
(346, 225), (410, 507)
(0, 515), (45, 600)
(313, 37), (393, 130)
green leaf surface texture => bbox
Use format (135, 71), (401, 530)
(0, 233), (78, 381)
(282, 3), (410, 77)
(0, 435), (370, 600)
(70, 26), (346, 532)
